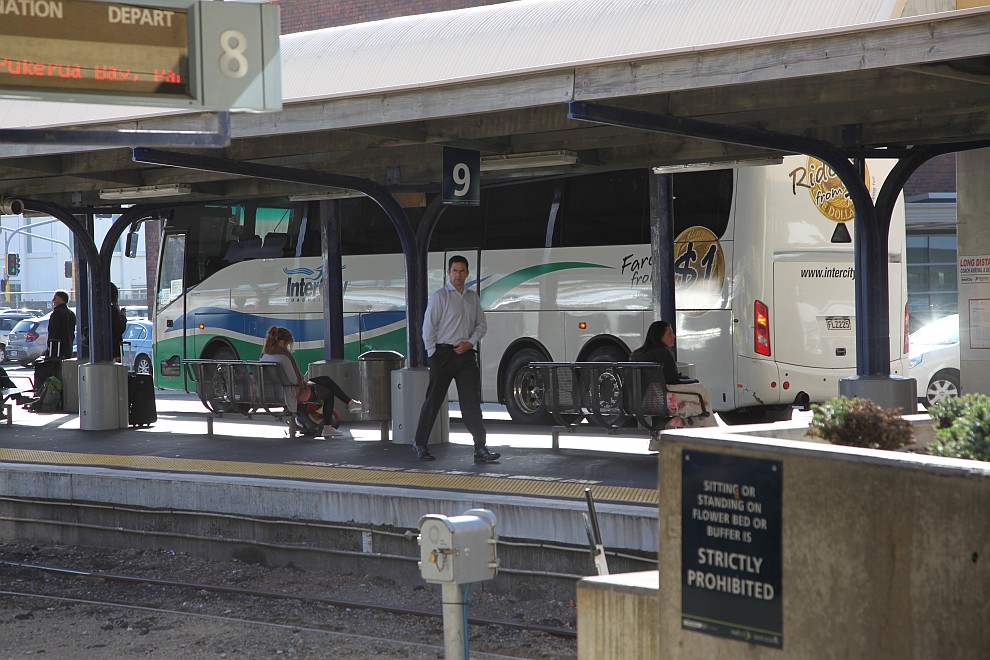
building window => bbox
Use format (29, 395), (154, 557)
(907, 233), (957, 333)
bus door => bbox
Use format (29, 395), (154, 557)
(443, 249), (482, 400)
(155, 230), (189, 390)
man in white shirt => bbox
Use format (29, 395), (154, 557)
(413, 255), (500, 463)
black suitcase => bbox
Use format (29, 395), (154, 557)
(128, 373), (157, 427)
(32, 357), (62, 393)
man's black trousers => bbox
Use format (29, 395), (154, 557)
(413, 345), (486, 448)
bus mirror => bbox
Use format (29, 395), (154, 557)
(125, 231), (140, 258)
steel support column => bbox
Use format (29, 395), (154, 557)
(320, 199), (345, 360)
(649, 172), (676, 337)
(24, 201), (109, 362)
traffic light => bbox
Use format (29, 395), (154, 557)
(6, 253), (19, 277)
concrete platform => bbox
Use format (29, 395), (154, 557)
(0, 388), (662, 558)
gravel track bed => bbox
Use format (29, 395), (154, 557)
(0, 543), (576, 659)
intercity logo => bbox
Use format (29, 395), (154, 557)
(284, 266), (324, 300)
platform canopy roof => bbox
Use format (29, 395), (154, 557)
(1, 0), (989, 206)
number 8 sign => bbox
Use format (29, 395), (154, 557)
(199, 1), (281, 111)
(442, 147), (480, 206)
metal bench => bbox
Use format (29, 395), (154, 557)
(0, 386), (29, 424)
(184, 359), (303, 437)
(527, 361), (709, 448)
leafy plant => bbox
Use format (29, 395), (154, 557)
(928, 393), (990, 462)
(808, 396), (912, 450)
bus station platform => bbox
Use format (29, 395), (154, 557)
(0, 389), (662, 582)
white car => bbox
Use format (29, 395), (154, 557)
(909, 314), (960, 407)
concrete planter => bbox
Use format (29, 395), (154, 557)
(578, 414), (989, 660)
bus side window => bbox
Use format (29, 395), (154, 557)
(558, 170), (649, 247)
(672, 170), (733, 237)
(340, 198), (403, 255)
(434, 181), (550, 252)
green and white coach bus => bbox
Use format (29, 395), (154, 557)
(153, 155), (909, 424)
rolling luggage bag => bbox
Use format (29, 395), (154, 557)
(33, 341), (64, 394)
(33, 358), (62, 393)
(128, 373), (157, 427)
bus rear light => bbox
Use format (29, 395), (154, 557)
(904, 303), (910, 355)
(770, 381), (777, 388)
(754, 300), (771, 356)
(782, 381), (790, 390)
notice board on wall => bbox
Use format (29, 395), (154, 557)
(681, 450), (782, 648)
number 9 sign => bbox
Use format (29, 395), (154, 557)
(442, 147), (480, 206)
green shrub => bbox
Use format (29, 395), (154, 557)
(928, 393), (990, 462)
(808, 396), (912, 450)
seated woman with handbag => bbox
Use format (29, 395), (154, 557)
(260, 326), (361, 437)
(629, 320), (716, 448)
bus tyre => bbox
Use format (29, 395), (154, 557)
(204, 344), (249, 414)
(503, 348), (551, 425)
(585, 345), (631, 428)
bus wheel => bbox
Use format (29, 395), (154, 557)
(504, 348), (551, 425)
(203, 344), (248, 414)
(585, 345), (631, 428)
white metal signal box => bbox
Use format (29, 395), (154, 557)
(417, 508), (498, 584)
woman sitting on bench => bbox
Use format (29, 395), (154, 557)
(260, 326), (361, 438)
(630, 320), (716, 438)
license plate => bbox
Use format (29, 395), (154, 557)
(7, 350), (18, 357)
(826, 317), (851, 330)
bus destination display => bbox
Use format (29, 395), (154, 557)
(0, 0), (191, 100)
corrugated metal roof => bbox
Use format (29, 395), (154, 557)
(280, 0), (903, 101)
(0, 0), (903, 129)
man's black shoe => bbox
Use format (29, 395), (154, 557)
(414, 446), (435, 461)
(474, 447), (501, 463)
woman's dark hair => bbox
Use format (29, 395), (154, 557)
(263, 326), (293, 354)
(635, 320), (671, 353)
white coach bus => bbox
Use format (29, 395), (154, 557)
(152, 155), (909, 424)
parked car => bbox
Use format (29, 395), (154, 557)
(0, 311), (35, 362)
(122, 319), (153, 375)
(6, 315), (50, 366)
(909, 313), (960, 407)
(123, 305), (149, 320)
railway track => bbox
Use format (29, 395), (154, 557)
(0, 546), (578, 659)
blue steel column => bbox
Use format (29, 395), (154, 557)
(75, 212), (92, 360)
(412, 195), (448, 368)
(130, 148), (427, 368)
(320, 200), (345, 360)
(649, 172), (676, 349)
(25, 201), (109, 362)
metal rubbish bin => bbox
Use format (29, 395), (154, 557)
(358, 350), (405, 421)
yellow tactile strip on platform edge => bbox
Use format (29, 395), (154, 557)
(0, 449), (658, 505)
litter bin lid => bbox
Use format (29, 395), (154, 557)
(358, 350), (405, 361)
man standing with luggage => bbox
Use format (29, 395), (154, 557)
(48, 289), (75, 359)
(412, 255), (500, 463)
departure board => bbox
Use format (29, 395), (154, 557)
(0, 0), (191, 100)
(0, 0), (282, 112)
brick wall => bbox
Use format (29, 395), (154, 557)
(276, 0), (516, 33)
(904, 153), (956, 197)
